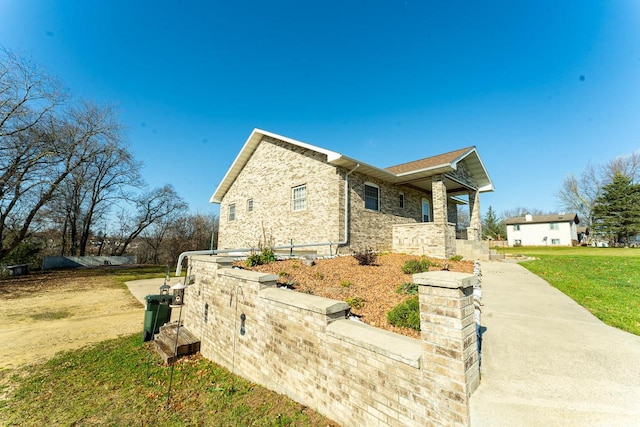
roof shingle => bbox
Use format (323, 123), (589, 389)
(385, 147), (474, 174)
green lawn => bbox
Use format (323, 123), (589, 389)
(498, 246), (640, 335)
(0, 334), (334, 427)
(0, 267), (335, 427)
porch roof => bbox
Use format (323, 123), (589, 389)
(210, 129), (495, 203)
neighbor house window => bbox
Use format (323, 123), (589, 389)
(551, 239), (560, 245)
(550, 223), (559, 230)
(514, 224), (521, 231)
(399, 192), (405, 209)
(292, 185), (306, 211)
(514, 239), (522, 246)
(228, 204), (236, 221)
(364, 183), (380, 211)
(247, 198), (253, 212)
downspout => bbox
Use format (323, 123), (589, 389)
(339, 163), (360, 246)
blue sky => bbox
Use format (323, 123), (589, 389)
(1, 1), (639, 218)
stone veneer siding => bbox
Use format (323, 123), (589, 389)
(344, 172), (427, 253)
(446, 159), (477, 190)
(218, 137), (342, 254)
(217, 136), (439, 255)
(182, 256), (480, 426)
(392, 222), (457, 258)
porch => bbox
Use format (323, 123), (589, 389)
(391, 222), (494, 260)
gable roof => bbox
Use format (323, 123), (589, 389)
(210, 129), (495, 203)
(504, 213), (580, 225)
(385, 147), (474, 174)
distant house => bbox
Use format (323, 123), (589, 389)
(576, 226), (589, 245)
(210, 129), (496, 259)
(505, 213), (580, 247)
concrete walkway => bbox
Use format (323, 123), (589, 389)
(470, 261), (640, 426)
(125, 277), (185, 322)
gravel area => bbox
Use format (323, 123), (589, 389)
(239, 253), (474, 339)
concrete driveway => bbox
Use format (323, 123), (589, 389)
(470, 261), (640, 426)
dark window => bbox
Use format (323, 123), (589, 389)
(365, 184), (380, 211)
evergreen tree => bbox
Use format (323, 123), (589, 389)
(592, 173), (640, 245)
(482, 206), (506, 240)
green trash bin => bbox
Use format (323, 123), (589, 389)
(142, 294), (173, 342)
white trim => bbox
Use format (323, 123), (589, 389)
(421, 198), (431, 222)
(228, 203), (236, 221)
(210, 129), (495, 204)
(291, 184), (307, 212)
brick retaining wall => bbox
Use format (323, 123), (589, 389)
(182, 256), (479, 426)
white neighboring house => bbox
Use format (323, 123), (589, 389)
(505, 213), (580, 247)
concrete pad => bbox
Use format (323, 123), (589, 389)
(125, 277), (186, 322)
(470, 261), (640, 426)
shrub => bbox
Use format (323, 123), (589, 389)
(448, 255), (463, 262)
(353, 248), (377, 266)
(313, 271), (324, 280)
(246, 224), (276, 267)
(246, 247), (276, 267)
(401, 257), (433, 274)
(387, 296), (420, 331)
(346, 296), (365, 309)
(396, 282), (419, 295)
(340, 280), (352, 288)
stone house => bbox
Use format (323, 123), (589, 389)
(211, 129), (495, 259)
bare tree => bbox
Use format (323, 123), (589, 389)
(556, 151), (640, 237)
(0, 50), (134, 263)
(500, 207), (549, 220)
(0, 102), (121, 262)
(556, 163), (602, 235)
(602, 152), (640, 183)
(136, 212), (218, 265)
(0, 48), (64, 139)
(110, 185), (187, 256)
(55, 112), (142, 256)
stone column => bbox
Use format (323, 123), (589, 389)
(431, 175), (448, 225)
(467, 190), (481, 241)
(414, 271), (479, 426)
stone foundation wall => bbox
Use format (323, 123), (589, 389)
(182, 256), (479, 426)
(392, 222), (457, 258)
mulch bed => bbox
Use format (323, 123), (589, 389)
(238, 253), (474, 339)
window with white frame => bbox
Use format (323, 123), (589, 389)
(364, 183), (380, 211)
(247, 198), (253, 212)
(514, 239), (522, 245)
(551, 238), (560, 245)
(514, 224), (521, 231)
(550, 223), (559, 230)
(228, 203), (236, 221)
(399, 192), (405, 209)
(421, 199), (431, 222)
(291, 185), (306, 211)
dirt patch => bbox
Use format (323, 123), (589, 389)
(239, 253), (474, 339)
(0, 270), (144, 370)
(0, 254), (473, 368)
